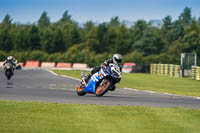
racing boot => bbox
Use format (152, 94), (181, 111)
(109, 85), (116, 91)
(81, 72), (91, 85)
(84, 74), (91, 83)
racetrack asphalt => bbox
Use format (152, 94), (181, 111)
(0, 69), (200, 108)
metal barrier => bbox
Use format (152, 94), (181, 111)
(150, 64), (181, 77)
(192, 66), (200, 80)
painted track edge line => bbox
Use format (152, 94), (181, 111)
(46, 69), (58, 76)
(61, 75), (81, 81)
(47, 69), (81, 81)
(123, 87), (200, 100)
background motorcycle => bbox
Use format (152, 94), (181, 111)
(77, 63), (121, 97)
(4, 62), (14, 80)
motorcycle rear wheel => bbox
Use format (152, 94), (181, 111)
(96, 79), (111, 97)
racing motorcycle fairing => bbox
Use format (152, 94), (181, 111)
(83, 68), (108, 93)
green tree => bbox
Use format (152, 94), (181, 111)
(96, 23), (108, 53)
(59, 10), (72, 23)
(179, 7), (192, 26)
(123, 51), (144, 64)
(162, 40), (182, 64)
(133, 27), (165, 56)
(41, 25), (65, 53)
(38, 11), (50, 28)
(104, 27), (118, 53)
(61, 23), (81, 49)
(14, 25), (31, 50)
(161, 16), (173, 43)
(197, 17), (200, 28)
(130, 20), (149, 46)
(29, 26), (41, 50)
(65, 43), (86, 63)
(162, 16), (172, 32)
(182, 19), (200, 53)
(14, 25), (40, 51)
(1, 14), (12, 25)
(167, 7), (192, 42)
(114, 25), (131, 54)
(83, 21), (95, 33)
(108, 16), (121, 27)
(85, 26), (99, 52)
(0, 14), (13, 51)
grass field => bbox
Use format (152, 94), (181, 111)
(0, 100), (200, 133)
(53, 70), (200, 97)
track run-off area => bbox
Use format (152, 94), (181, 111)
(0, 69), (200, 108)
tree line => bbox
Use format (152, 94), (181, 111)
(0, 7), (200, 67)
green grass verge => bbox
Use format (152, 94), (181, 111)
(0, 100), (200, 133)
(53, 70), (200, 97)
(54, 70), (89, 79)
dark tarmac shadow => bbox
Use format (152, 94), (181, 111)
(6, 81), (13, 88)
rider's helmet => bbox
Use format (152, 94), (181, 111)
(7, 56), (13, 61)
(113, 54), (122, 65)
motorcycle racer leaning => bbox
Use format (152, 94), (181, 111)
(84, 53), (122, 91)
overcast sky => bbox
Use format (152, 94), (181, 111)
(0, 0), (200, 23)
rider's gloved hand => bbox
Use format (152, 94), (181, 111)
(100, 64), (106, 70)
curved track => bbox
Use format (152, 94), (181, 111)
(0, 69), (200, 108)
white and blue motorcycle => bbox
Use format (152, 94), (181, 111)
(77, 63), (121, 97)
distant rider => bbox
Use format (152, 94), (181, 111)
(3, 56), (18, 69)
(84, 53), (122, 91)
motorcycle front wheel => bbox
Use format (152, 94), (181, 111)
(76, 84), (86, 96)
(6, 70), (12, 80)
(96, 79), (111, 97)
